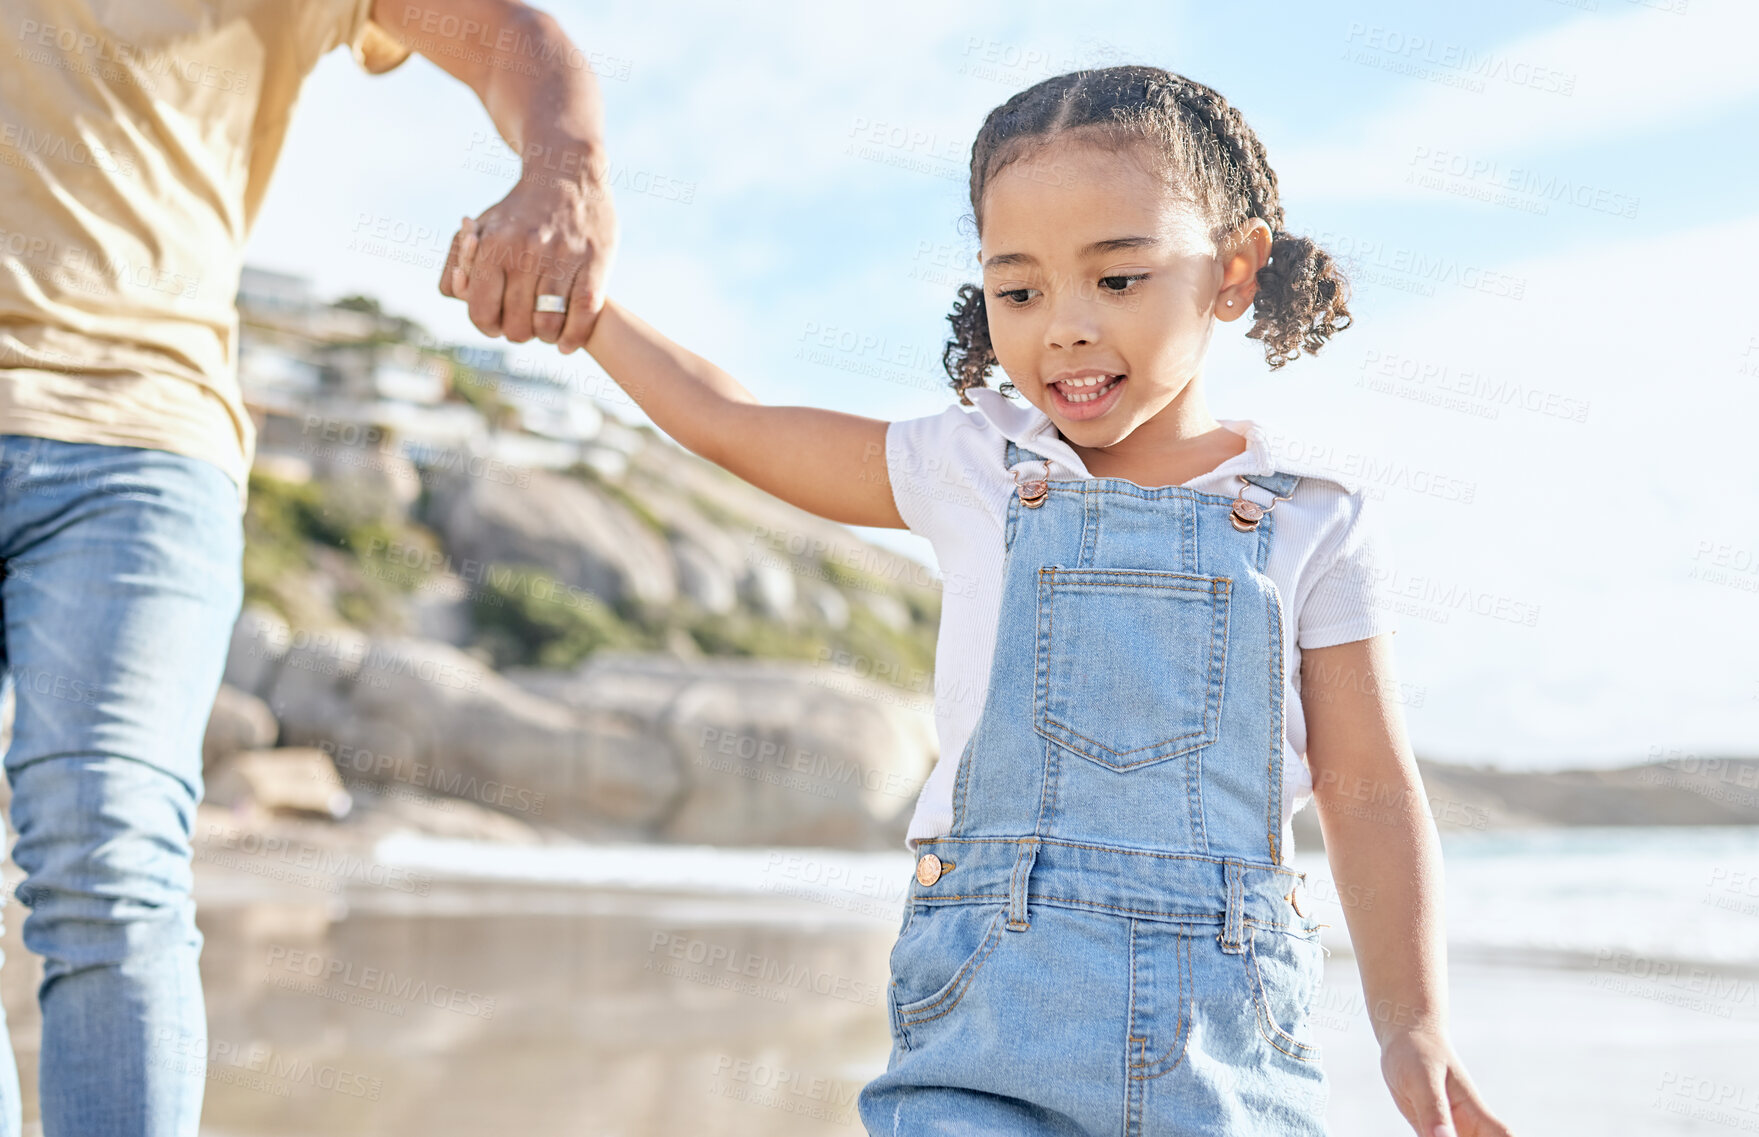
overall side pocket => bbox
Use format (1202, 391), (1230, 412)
(1246, 927), (1325, 1063)
(889, 902), (1009, 1029)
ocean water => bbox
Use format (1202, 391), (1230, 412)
(374, 823), (1759, 967)
(1415, 825), (1759, 970)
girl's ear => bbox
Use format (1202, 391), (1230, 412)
(1224, 217), (1275, 271)
(1215, 218), (1273, 315)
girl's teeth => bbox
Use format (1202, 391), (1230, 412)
(1062, 376), (1120, 403)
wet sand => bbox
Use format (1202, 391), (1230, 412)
(0, 849), (1754, 1135)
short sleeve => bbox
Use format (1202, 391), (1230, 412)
(884, 406), (1004, 550)
(1296, 490), (1398, 650)
(339, 0), (414, 74)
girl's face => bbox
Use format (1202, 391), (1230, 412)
(978, 136), (1268, 453)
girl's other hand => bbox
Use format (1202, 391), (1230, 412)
(449, 216), (481, 299)
(1380, 1028), (1515, 1137)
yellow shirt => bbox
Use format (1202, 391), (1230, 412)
(0, 0), (412, 513)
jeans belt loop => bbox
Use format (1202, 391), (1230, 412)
(1005, 838), (1040, 932)
(1219, 859), (1248, 954)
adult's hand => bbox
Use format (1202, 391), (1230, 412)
(370, 0), (615, 351)
(439, 166), (617, 352)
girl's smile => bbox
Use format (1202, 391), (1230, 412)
(1045, 369), (1128, 419)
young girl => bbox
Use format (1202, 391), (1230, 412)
(453, 64), (1511, 1137)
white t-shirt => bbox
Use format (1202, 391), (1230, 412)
(885, 386), (1398, 857)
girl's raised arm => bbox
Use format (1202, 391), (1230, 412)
(583, 298), (904, 529)
(450, 217), (904, 529)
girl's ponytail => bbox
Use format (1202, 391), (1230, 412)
(1248, 230), (1353, 371)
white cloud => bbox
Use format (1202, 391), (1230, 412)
(1283, 0), (1759, 202)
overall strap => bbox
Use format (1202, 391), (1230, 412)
(1004, 438), (1051, 468)
(1229, 470), (1301, 535)
(1240, 471), (1301, 497)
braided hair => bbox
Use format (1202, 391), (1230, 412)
(944, 66), (1352, 403)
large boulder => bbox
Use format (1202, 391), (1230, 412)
(263, 634), (683, 838)
(203, 683), (280, 772)
(224, 604), (292, 698)
(421, 467), (677, 610)
(508, 652), (936, 847)
(207, 747), (353, 819)
(247, 626), (937, 847)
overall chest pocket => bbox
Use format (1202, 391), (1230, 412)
(1033, 568), (1231, 771)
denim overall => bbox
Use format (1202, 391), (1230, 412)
(858, 440), (1331, 1136)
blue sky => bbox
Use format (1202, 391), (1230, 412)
(245, 0), (1759, 769)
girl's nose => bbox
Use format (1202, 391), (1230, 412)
(1044, 291), (1103, 350)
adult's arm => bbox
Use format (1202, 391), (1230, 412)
(371, 0), (616, 351)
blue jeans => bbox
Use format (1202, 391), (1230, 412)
(0, 434), (244, 1136)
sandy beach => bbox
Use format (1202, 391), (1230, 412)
(0, 822), (1752, 1135)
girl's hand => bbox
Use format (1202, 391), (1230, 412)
(1381, 1028), (1515, 1137)
(449, 216), (482, 310)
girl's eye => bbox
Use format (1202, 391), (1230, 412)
(1099, 273), (1150, 293)
(993, 287), (1038, 306)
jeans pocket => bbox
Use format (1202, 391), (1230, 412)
(1247, 928), (1324, 1063)
(1033, 568), (1231, 770)
(890, 902), (1008, 1026)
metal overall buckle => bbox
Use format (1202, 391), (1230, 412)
(1229, 474), (1295, 532)
(1012, 459), (1052, 508)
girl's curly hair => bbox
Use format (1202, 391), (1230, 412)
(944, 65), (1352, 403)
